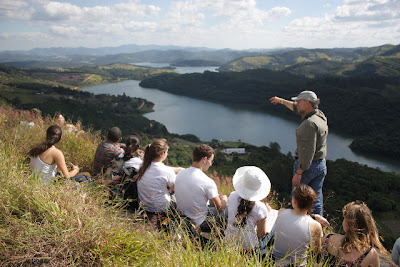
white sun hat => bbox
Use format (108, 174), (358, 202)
(233, 166), (271, 201)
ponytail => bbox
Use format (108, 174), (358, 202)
(123, 134), (142, 161)
(137, 139), (168, 180)
(234, 197), (255, 228)
(28, 125), (62, 157)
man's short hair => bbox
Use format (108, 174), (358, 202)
(107, 127), (122, 143)
(193, 144), (215, 162)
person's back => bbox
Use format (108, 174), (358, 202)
(325, 234), (380, 267)
(30, 146), (58, 183)
(93, 127), (123, 175)
(273, 209), (314, 264)
(175, 166), (218, 226)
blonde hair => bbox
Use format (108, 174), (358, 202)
(137, 139), (168, 180)
(341, 201), (386, 253)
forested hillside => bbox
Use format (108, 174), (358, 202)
(218, 44), (400, 78)
(140, 69), (400, 158)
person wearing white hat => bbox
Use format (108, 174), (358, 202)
(269, 91), (328, 215)
(225, 166), (274, 252)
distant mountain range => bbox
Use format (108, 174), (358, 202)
(1, 43), (399, 78)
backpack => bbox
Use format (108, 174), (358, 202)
(107, 158), (140, 211)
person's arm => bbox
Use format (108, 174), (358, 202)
(53, 149), (79, 178)
(310, 214), (330, 228)
(269, 96), (295, 111)
(256, 217), (268, 239)
(210, 194), (227, 212)
(310, 220), (323, 253)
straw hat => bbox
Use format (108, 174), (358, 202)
(233, 166), (271, 201)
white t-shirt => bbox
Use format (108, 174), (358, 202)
(123, 157), (142, 171)
(225, 191), (269, 250)
(137, 162), (176, 212)
(175, 166), (219, 227)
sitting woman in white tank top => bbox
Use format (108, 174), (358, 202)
(272, 184), (323, 266)
(28, 125), (90, 184)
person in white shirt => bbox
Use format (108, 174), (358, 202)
(137, 138), (177, 225)
(175, 144), (228, 232)
(28, 125), (90, 184)
(225, 166), (274, 252)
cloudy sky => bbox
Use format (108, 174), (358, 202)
(0, 0), (399, 51)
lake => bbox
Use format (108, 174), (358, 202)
(83, 65), (400, 173)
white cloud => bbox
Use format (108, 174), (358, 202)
(0, 0), (31, 19)
(335, 0), (400, 21)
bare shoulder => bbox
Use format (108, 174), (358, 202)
(362, 247), (380, 267)
(324, 234), (344, 256)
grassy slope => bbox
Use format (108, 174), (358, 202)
(0, 107), (258, 266)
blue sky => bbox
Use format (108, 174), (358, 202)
(0, 0), (399, 51)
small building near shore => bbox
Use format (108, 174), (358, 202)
(223, 148), (246, 155)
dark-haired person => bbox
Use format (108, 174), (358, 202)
(270, 91), (328, 215)
(121, 134), (143, 171)
(175, 144), (228, 232)
(272, 184), (323, 266)
(29, 125), (90, 184)
(93, 127), (124, 175)
(324, 201), (387, 267)
(137, 139), (178, 224)
(225, 166), (273, 252)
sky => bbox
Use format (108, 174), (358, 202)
(0, 0), (399, 51)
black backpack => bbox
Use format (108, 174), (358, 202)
(107, 159), (140, 211)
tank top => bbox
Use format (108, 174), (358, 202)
(272, 209), (313, 266)
(30, 146), (57, 184)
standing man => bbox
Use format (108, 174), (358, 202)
(93, 127), (124, 175)
(175, 144), (228, 232)
(270, 91), (328, 215)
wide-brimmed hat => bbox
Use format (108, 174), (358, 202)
(233, 166), (271, 201)
(291, 90), (318, 103)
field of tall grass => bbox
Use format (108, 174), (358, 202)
(0, 106), (270, 266)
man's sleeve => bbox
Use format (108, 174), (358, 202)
(206, 180), (219, 200)
(297, 121), (317, 170)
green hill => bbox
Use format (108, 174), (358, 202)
(218, 44), (400, 78)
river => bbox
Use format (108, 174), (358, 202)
(83, 64), (400, 173)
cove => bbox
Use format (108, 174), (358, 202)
(83, 67), (400, 174)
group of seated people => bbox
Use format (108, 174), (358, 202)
(28, 125), (397, 266)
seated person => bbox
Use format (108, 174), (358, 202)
(136, 139), (177, 225)
(122, 133), (143, 171)
(324, 201), (386, 267)
(28, 125), (90, 184)
(93, 127), (124, 175)
(225, 166), (275, 252)
(272, 184), (323, 266)
(175, 144), (228, 232)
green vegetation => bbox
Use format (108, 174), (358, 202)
(140, 69), (400, 158)
(218, 44), (400, 78)
(22, 63), (176, 89)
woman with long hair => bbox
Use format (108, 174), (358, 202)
(225, 166), (273, 252)
(137, 139), (177, 222)
(324, 201), (386, 267)
(28, 125), (89, 184)
(272, 184), (323, 266)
